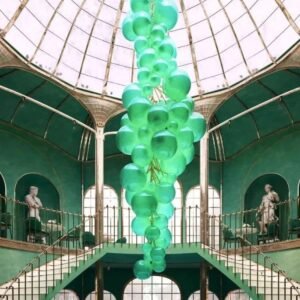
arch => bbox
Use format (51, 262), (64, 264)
(85, 291), (116, 300)
(83, 185), (118, 239)
(188, 290), (219, 300)
(123, 276), (181, 300)
(0, 172), (6, 213)
(244, 173), (289, 240)
(54, 289), (79, 300)
(121, 181), (183, 244)
(186, 185), (222, 248)
(15, 173), (60, 241)
(225, 289), (251, 300)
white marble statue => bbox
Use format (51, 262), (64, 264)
(25, 186), (43, 221)
(258, 184), (279, 233)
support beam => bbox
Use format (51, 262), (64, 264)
(95, 127), (105, 300)
(208, 87), (300, 133)
(200, 132), (209, 299)
(0, 84), (96, 134)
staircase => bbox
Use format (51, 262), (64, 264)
(0, 243), (299, 300)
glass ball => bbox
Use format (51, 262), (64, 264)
(128, 97), (151, 126)
(163, 70), (191, 101)
(152, 259), (166, 273)
(133, 12), (152, 37)
(120, 114), (131, 127)
(182, 145), (195, 164)
(153, 59), (169, 77)
(170, 102), (190, 125)
(142, 84), (153, 98)
(152, 214), (168, 229)
(149, 74), (161, 88)
(157, 39), (177, 60)
(156, 203), (175, 219)
(182, 97), (195, 112)
(138, 67), (151, 84)
(153, 1), (178, 30)
(132, 144), (152, 168)
(122, 84), (142, 108)
(121, 164), (147, 192)
(151, 247), (166, 262)
(151, 130), (177, 160)
(131, 191), (157, 217)
(122, 15), (137, 41)
(150, 25), (166, 42)
(130, 0), (150, 13)
(138, 48), (156, 68)
(155, 183), (175, 204)
(177, 127), (194, 149)
(133, 260), (152, 280)
(116, 125), (136, 155)
(148, 106), (169, 131)
(125, 189), (135, 206)
(187, 112), (206, 142)
(131, 217), (151, 236)
(167, 58), (177, 74)
(161, 150), (187, 176)
(145, 225), (160, 241)
(134, 37), (148, 54)
(138, 126), (152, 146)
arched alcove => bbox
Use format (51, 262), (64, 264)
(225, 289), (251, 300)
(85, 290), (116, 300)
(244, 174), (289, 240)
(0, 173), (6, 212)
(15, 173), (60, 241)
(188, 290), (219, 300)
(54, 289), (79, 299)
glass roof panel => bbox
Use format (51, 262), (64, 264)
(0, 0), (298, 97)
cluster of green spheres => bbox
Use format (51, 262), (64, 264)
(117, 0), (206, 280)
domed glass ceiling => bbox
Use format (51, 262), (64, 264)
(0, 0), (299, 98)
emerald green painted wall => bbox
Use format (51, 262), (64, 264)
(0, 123), (83, 215)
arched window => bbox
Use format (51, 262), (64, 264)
(122, 181), (182, 244)
(85, 291), (116, 300)
(83, 185), (118, 239)
(225, 290), (251, 300)
(54, 289), (79, 299)
(123, 276), (181, 299)
(186, 185), (221, 247)
(188, 290), (219, 299)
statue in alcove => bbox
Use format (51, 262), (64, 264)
(25, 186), (43, 221)
(258, 184), (279, 233)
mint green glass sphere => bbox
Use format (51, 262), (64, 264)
(182, 145), (195, 164)
(148, 106), (169, 131)
(151, 247), (166, 262)
(177, 127), (194, 148)
(134, 260), (152, 280)
(153, 59), (169, 77)
(138, 126), (152, 146)
(151, 130), (177, 160)
(122, 84), (142, 108)
(138, 48), (156, 68)
(187, 112), (206, 142)
(122, 15), (137, 41)
(152, 214), (168, 229)
(157, 203), (175, 219)
(143, 243), (152, 256)
(150, 74), (161, 88)
(152, 259), (166, 273)
(131, 191), (157, 217)
(150, 25), (166, 42)
(125, 189), (135, 206)
(133, 12), (152, 37)
(153, 1), (178, 30)
(170, 102), (190, 125)
(120, 164), (146, 192)
(116, 125), (136, 155)
(158, 39), (177, 60)
(127, 97), (151, 125)
(138, 67), (151, 84)
(167, 58), (177, 74)
(161, 150), (187, 176)
(120, 114), (131, 127)
(132, 144), (152, 168)
(134, 37), (148, 54)
(155, 183), (175, 204)
(132, 217), (151, 236)
(145, 225), (160, 241)
(142, 84), (153, 98)
(130, 0), (150, 13)
(163, 70), (191, 101)
(182, 97), (195, 112)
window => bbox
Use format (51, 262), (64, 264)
(186, 185), (221, 248)
(188, 290), (219, 300)
(122, 181), (182, 244)
(85, 291), (116, 300)
(54, 290), (78, 300)
(225, 290), (251, 300)
(83, 185), (118, 238)
(123, 276), (181, 300)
